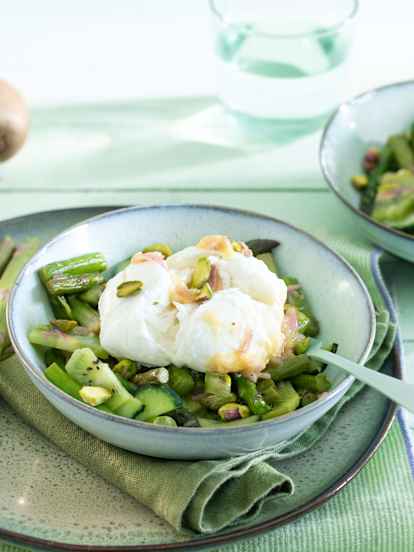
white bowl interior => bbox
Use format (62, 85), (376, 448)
(11, 205), (374, 394)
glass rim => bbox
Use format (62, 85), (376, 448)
(208, 0), (359, 39)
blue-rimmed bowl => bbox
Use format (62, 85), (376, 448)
(320, 80), (414, 262)
(7, 205), (375, 459)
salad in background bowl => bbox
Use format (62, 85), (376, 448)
(320, 79), (414, 262)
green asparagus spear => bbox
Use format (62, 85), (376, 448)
(182, 396), (203, 413)
(291, 373), (331, 393)
(388, 134), (414, 170)
(113, 359), (138, 380)
(51, 319), (78, 332)
(79, 284), (104, 306)
(246, 239), (279, 256)
(283, 276), (299, 286)
(360, 144), (393, 214)
(28, 325), (108, 359)
(44, 362), (82, 399)
(39, 252), (107, 284)
(261, 382), (300, 420)
(286, 291), (319, 337)
(169, 366), (195, 396)
(410, 122), (414, 150)
(50, 295), (73, 319)
(97, 404), (113, 413)
(303, 316), (320, 337)
(293, 336), (311, 355)
(0, 238), (39, 355)
(256, 379), (281, 405)
(46, 272), (105, 296)
(286, 288), (305, 310)
(296, 310), (310, 333)
(44, 348), (66, 369)
(117, 374), (139, 394)
(256, 252), (277, 273)
(0, 236), (15, 275)
(267, 354), (321, 381)
(204, 372), (232, 395)
(301, 391), (319, 407)
(67, 296), (100, 334)
(170, 408), (201, 427)
(235, 375), (271, 415)
(133, 367), (169, 385)
(199, 392), (237, 411)
(70, 326), (94, 336)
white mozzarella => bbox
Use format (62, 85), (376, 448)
(99, 262), (177, 365)
(173, 288), (285, 375)
(100, 237), (287, 375)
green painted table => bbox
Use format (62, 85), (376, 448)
(1, 99), (413, 551)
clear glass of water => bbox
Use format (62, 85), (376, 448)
(209, 0), (358, 135)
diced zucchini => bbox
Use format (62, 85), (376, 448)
(135, 384), (183, 422)
(152, 415), (177, 427)
(115, 396), (143, 418)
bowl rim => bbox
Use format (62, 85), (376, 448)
(7, 203), (376, 435)
(319, 78), (414, 243)
(208, 0), (359, 40)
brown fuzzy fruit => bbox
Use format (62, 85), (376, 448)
(0, 80), (29, 162)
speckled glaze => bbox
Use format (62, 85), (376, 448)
(8, 205), (375, 460)
(0, 207), (397, 551)
(320, 80), (414, 262)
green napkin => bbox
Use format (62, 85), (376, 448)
(0, 241), (396, 534)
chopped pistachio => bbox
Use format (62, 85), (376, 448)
(142, 242), (173, 257)
(205, 372), (232, 395)
(191, 256), (211, 289)
(231, 240), (243, 252)
(218, 402), (250, 421)
(197, 282), (213, 301)
(51, 319), (78, 332)
(116, 280), (143, 298)
(79, 385), (112, 406)
(351, 174), (369, 190)
(113, 359), (138, 380)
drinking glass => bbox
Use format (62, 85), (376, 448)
(209, 0), (358, 134)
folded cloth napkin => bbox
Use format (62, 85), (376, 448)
(0, 240), (396, 534)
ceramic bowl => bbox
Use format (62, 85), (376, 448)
(8, 205), (375, 460)
(320, 80), (414, 262)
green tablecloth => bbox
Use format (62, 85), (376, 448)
(1, 98), (414, 551)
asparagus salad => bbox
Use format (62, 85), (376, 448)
(352, 123), (414, 233)
(29, 235), (335, 428)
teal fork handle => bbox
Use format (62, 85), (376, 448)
(309, 349), (414, 414)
